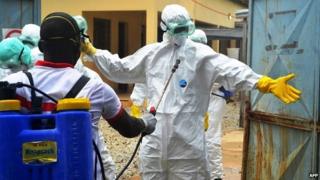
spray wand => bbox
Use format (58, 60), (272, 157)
(150, 59), (181, 115)
(116, 59), (181, 179)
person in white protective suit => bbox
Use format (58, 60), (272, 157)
(130, 29), (231, 179)
(189, 29), (226, 179)
(81, 4), (301, 179)
(190, 29), (228, 180)
(19, 24), (41, 49)
(0, 24), (40, 79)
(0, 37), (32, 79)
(19, 24), (48, 64)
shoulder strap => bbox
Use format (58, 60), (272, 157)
(65, 75), (90, 98)
(23, 71), (43, 113)
(23, 71), (36, 98)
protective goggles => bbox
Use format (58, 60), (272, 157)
(162, 20), (195, 36)
(21, 39), (36, 48)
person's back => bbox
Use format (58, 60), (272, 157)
(4, 63), (115, 120)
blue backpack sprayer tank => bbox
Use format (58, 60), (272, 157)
(0, 81), (93, 180)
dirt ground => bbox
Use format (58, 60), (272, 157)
(99, 97), (244, 180)
(222, 130), (243, 180)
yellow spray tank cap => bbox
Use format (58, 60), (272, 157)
(56, 98), (90, 111)
(0, 100), (21, 111)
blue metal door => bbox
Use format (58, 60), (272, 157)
(0, 0), (40, 39)
(243, 0), (320, 179)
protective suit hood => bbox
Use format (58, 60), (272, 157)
(189, 29), (208, 44)
(161, 4), (191, 29)
(19, 24), (40, 49)
(0, 37), (32, 69)
(73, 15), (88, 34)
(160, 4), (195, 46)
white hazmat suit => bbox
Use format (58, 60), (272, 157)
(19, 24), (40, 49)
(206, 85), (227, 179)
(130, 29), (209, 117)
(84, 4), (262, 180)
(190, 29), (228, 179)
(0, 38), (31, 79)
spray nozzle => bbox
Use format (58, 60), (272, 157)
(149, 106), (156, 116)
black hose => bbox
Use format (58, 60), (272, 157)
(94, 151), (98, 180)
(93, 140), (107, 180)
(13, 82), (58, 103)
(115, 135), (143, 180)
(211, 92), (226, 99)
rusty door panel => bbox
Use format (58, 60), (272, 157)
(244, 0), (319, 179)
(249, 0), (319, 120)
(246, 120), (311, 180)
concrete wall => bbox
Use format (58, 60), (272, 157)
(41, 0), (245, 43)
(41, 0), (245, 92)
(81, 11), (145, 90)
(83, 11), (145, 54)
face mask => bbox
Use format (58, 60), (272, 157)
(163, 33), (187, 46)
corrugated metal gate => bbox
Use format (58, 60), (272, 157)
(243, 0), (320, 179)
(0, 0), (40, 40)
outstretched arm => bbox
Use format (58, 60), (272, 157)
(81, 40), (157, 84)
(209, 53), (301, 104)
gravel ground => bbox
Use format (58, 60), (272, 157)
(99, 98), (241, 180)
(99, 116), (141, 180)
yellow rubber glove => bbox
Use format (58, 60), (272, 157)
(203, 112), (209, 131)
(130, 104), (142, 118)
(80, 40), (96, 55)
(256, 73), (301, 104)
